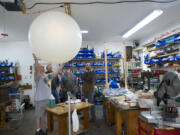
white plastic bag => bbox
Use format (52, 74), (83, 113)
(72, 109), (79, 132)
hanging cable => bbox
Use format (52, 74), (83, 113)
(27, 0), (179, 10)
(25, 5), (64, 15)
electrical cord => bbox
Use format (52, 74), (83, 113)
(25, 5), (64, 15)
(27, 0), (179, 9)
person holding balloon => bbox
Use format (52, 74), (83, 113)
(29, 10), (82, 135)
(33, 53), (64, 135)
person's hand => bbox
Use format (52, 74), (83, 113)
(33, 53), (37, 60)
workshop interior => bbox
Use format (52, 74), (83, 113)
(0, 0), (180, 135)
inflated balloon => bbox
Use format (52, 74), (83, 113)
(28, 11), (82, 64)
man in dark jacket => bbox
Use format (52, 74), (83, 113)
(81, 63), (96, 120)
(61, 67), (78, 100)
(51, 72), (62, 104)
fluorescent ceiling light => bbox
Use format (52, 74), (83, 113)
(80, 30), (88, 34)
(122, 9), (163, 38)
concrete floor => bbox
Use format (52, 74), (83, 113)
(0, 109), (115, 135)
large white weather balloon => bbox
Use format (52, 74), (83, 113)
(28, 11), (82, 64)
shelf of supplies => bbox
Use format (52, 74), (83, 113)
(147, 43), (178, 52)
(143, 29), (180, 47)
(19, 85), (32, 89)
(157, 29), (180, 42)
(0, 73), (15, 76)
(72, 58), (121, 61)
(148, 51), (180, 59)
(0, 80), (15, 82)
(127, 61), (141, 63)
(70, 65), (120, 68)
(128, 68), (142, 70)
(147, 59), (180, 65)
(150, 65), (180, 70)
(73, 72), (120, 75)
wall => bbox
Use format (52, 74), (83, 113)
(0, 41), (35, 104)
(82, 41), (132, 54)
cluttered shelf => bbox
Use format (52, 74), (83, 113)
(64, 63), (121, 68)
(145, 29), (180, 48)
(0, 73), (15, 76)
(148, 42), (179, 52)
(151, 65), (180, 70)
(144, 29), (180, 67)
(148, 51), (180, 60)
(71, 58), (121, 61)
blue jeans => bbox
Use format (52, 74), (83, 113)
(52, 90), (60, 104)
(84, 92), (96, 120)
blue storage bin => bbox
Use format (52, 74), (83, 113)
(144, 54), (149, 60)
(76, 63), (86, 67)
(157, 58), (163, 63)
(73, 71), (84, 75)
(165, 36), (176, 44)
(174, 35), (180, 42)
(113, 55), (121, 58)
(110, 80), (119, 88)
(144, 60), (150, 64)
(9, 87), (18, 94)
(167, 56), (175, 61)
(149, 58), (159, 64)
(155, 40), (166, 47)
(107, 62), (113, 66)
(175, 54), (180, 60)
(96, 70), (105, 74)
(8, 62), (13, 67)
(162, 57), (168, 62)
(64, 64), (72, 67)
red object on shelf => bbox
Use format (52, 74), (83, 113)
(154, 128), (180, 135)
(1, 33), (8, 36)
(17, 75), (22, 80)
(138, 117), (180, 135)
(133, 70), (141, 74)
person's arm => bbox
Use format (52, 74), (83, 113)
(52, 64), (64, 78)
(33, 53), (40, 77)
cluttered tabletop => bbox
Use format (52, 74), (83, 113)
(45, 102), (93, 116)
(103, 88), (154, 110)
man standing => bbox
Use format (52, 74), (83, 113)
(33, 54), (63, 135)
(45, 64), (53, 74)
(81, 63), (96, 121)
(61, 67), (78, 100)
(51, 72), (62, 104)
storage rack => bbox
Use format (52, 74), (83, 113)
(0, 61), (17, 87)
(144, 30), (180, 69)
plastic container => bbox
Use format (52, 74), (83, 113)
(138, 98), (153, 108)
(48, 94), (56, 108)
